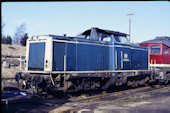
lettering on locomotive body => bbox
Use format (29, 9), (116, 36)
(123, 53), (130, 62)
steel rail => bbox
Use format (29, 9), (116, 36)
(69, 85), (170, 112)
(70, 85), (153, 102)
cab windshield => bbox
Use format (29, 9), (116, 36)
(85, 32), (112, 42)
(114, 35), (130, 44)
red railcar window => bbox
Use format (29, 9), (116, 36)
(163, 48), (169, 54)
(150, 45), (160, 54)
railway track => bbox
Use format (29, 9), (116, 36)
(70, 85), (153, 102)
(2, 79), (170, 113)
(50, 85), (170, 113)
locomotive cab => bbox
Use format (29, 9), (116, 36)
(25, 36), (53, 72)
(81, 27), (134, 70)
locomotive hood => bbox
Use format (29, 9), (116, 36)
(140, 36), (170, 47)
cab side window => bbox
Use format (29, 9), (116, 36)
(119, 36), (129, 44)
(150, 45), (161, 54)
(103, 36), (111, 42)
(100, 33), (111, 42)
(114, 35), (129, 44)
(163, 48), (169, 54)
(114, 35), (120, 42)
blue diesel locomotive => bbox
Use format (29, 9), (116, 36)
(16, 27), (151, 92)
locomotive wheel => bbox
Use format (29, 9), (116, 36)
(165, 73), (170, 84)
(127, 80), (132, 87)
(131, 80), (138, 88)
(165, 80), (168, 85)
(144, 76), (150, 84)
(138, 79), (145, 86)
(18, 80), (26, 91)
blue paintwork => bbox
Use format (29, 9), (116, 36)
(102, 46), (109, 70)
(51, 34), (148, 71)
(28, 28), (148, 72)
(76, 43), (102, 71)
(28, 42), (45, 71)
(131, 45), (148, 70)
(66, 43), (76, 71)
(52, 42), (66, 71)
(114, 42), (132, 70)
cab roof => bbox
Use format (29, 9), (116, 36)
(140, 36), (170, 47)
(82, 27), (128, 36)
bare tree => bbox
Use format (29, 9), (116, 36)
(1, 19), (7, 44)
(13, 23), (27, 45)
(6, 35), (12, 45)
(21, 33), (28, 46)
(1, 18), (5, 39)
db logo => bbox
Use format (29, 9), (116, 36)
(123, 53), (130, 61)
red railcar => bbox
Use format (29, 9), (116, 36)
(140, 36), (170, 64)
(140, 36), (170, 83)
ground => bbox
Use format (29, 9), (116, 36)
(2, 87), (170, 113)
(93, 97), (170, 113)
(1, 44), (26, 57)
(86, 88), (170, 113)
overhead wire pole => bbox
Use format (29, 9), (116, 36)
(126, 13), (134, 43)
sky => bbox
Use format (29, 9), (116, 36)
(1, 1), (170, 43)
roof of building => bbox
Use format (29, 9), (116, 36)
(140, 36), (170, 47)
